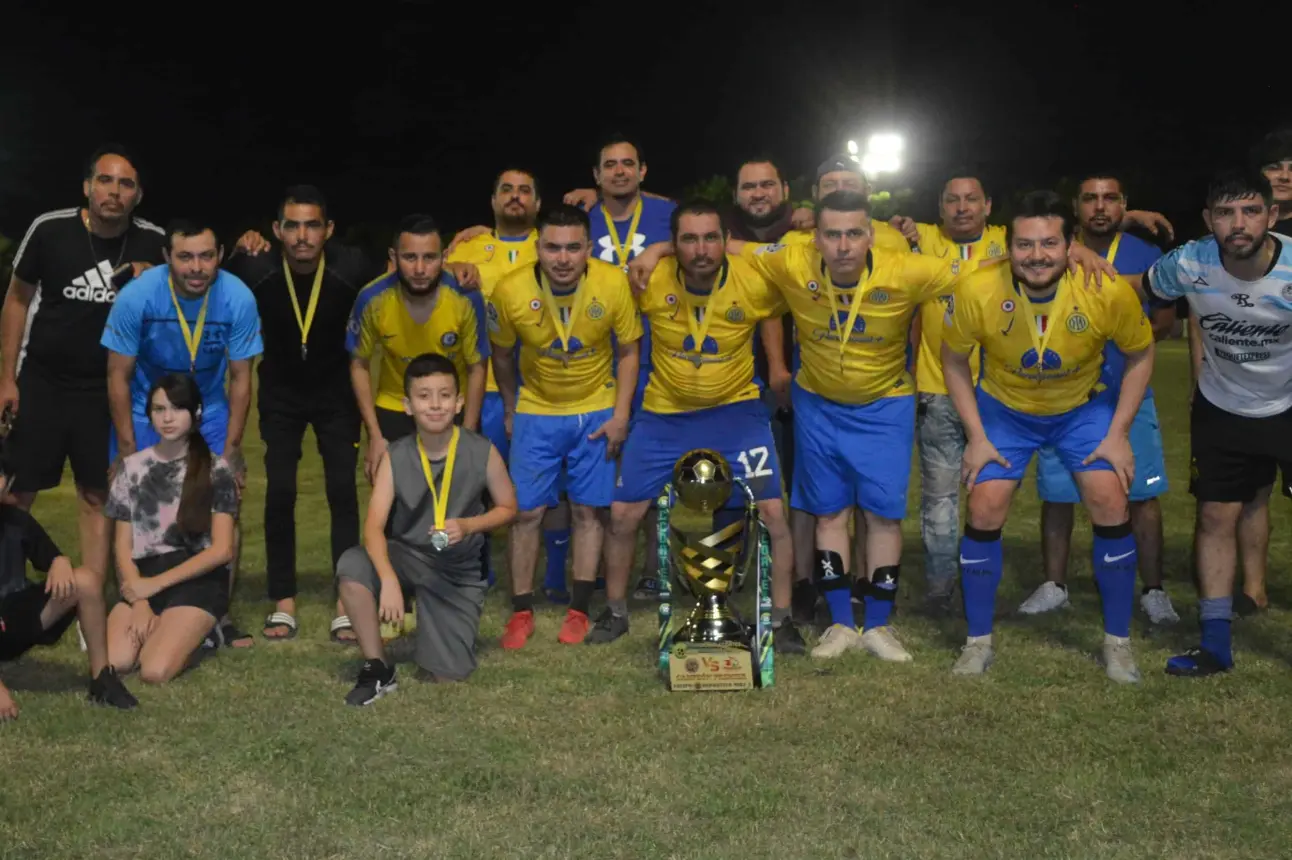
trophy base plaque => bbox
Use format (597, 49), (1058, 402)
(667, 642), (755, 691)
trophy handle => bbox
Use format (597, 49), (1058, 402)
(733, 476), (775, 689)
(655, 484), (674, 676)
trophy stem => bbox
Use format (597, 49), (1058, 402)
(676, 592), (747, 644)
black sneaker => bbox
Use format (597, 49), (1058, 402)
(88, 667), (138, 710)
(773, 619), (807, 655)
(345, 659), (397, 706)
(585, 608), (630, 644)
(1165, 647), (1233, 678)
(791, 580), (818, 625)
(632, 577), (662, 600)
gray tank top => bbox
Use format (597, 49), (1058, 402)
(388, 429), (491, 580)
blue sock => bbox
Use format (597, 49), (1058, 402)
(815, 550), (856, 629)
(1199, 596), (1234, 667)
(862, 565), (899, 630)
(542, 528), (571, 592)
(1092, 521), (1136, 638)
(959, 527), (1003, 638)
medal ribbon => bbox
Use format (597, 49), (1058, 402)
(418, 427), (460, 530)
(167, 274), (210, 372)
(601, 198), (643, 269)
(1102, 232), (1122, 264)
(676, 262), (726, 360)
(538, 272), (588, 355)
(283, 252), (325, 356)
(1015, 276), (1071, 378)
(821, 264), (871, 364)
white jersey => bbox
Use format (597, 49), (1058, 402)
(1147, 233), (1292, 418)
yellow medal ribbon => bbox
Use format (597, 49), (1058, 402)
(283, 252), (325, 360)
(417, 427), (460, 532)
(538, 271), (588, 363)
(820, 265), (871, 365)
(1014, 276), (1071, 381)
(1102, 232), (1122, 264)
(601, 198), (643, 270)
(676, 263), (725, 367)
(167, 274), (210, 372)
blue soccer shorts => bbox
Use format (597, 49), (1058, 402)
(976, 390), (1114, 485)
(615, 399), (782, 506)
(1036, 392), (1167, 503)
(481, 392), (509, 464)
(790, 382), (915, 520)
(510, 408), (616, 511)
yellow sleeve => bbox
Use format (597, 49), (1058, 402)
(612, 278), (644, 344)
(745, 270), (789, 318)
(872, 220), (913, 254)
(487, 291), (517, 349)
(351, 299), (379, 360)
(942, 284), (982, 355)
(901, 254), (961, 303)
(459, 295), (483, 365)
(1105, 279), (1153, 354)
(739, 241), (799, 291)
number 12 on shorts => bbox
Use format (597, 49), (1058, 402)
(736, 446), (773, 478)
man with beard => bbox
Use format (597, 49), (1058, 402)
(491, 204), (641, 648)
(348, 215), (487, 472)
(942, 190), (1153, 682)
(1019, 173), (1179, 625)
(1135, 171), (1292, 676)
(0, 145), (165, 590)
(589, 201), (801, 651)
(224, 185), (388, 641)
(101, 218), (263, 649)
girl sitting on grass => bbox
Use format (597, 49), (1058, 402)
(105, 374), (239, 683)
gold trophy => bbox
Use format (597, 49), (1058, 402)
(657, 449), (773, 691)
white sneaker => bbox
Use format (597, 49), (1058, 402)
(1018, 582), (1069, 615)
(810, 624), (863, 659)
(1140, 588), (1179, 625)
(952, 639), (994, 675)
(860, 626), (913, 662)
(1102, 638), (1142, 684)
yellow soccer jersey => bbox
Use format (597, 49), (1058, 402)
(347, 273), (484, 413)
(741, 241), (958, 404)
(913, 224), (1008, 394)
(488, 259), (643, 415)
(780, 219), (912, 255)
(942, 265), (1152, 416)
(447, 230), (538, 394)
(639, 255), (788, 414)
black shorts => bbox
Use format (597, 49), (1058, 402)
(375, 407), (416, 445)
(0, 583), (76, 661)
(1189, 392), (1292, 503)
(124, 552), (229, 620)
(7, 367), (111, 494)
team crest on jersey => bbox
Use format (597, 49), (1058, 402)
(665, 294), (678, 305)
(1066, 311), (1089, 334)
(441, 332), (459, 348)
(1001, 299), (1015, 313)
(867, 290), (889, 305)
(807, 280), (820, 294)
(725, 305), (745, 323)
(486, 302), (501, 333)
(1282, 283), (1292, 302)
(949, 260), (962, 276)
(756, 243), (785, 255)
(586, 300), (605, 320)
(987, 242), (1004, 258)
(529, 298), (543, 312)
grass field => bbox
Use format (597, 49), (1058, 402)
(2, 339), (1291, 860)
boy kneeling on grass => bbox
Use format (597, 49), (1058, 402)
(338, 353), (517, 705)
(0, 416), (138, 719)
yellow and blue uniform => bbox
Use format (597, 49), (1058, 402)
(488, 260), (642, 511)
(1035, 232), (1168, 504)
(346, 272), (487, 436)
(911, 224), (1007, 394)
(616, 256), (788, 504)
(447, 230), (537, 461)
(741, 240), (959, 520)
(942, 262), (1152, 485)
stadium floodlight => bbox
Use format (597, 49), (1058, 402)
(846, 139), (860, 156)
(861, 133), (903, 176)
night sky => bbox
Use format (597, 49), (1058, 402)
(0, 2), (1280, 248)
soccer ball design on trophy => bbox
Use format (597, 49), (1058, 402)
(655, 449), (773, 691)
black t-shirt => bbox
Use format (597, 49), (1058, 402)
(726, 206), (796, 391)
(223, 242), (384, 400)
(0, 505), (62, 600)
(12, 208), (166, 391)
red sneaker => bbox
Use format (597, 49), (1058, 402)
(557, 609), (591, 644)
(501, 610), (535, 650)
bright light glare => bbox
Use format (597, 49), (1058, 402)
(861, 132), (903, 175)
(846, 139), (859, 155)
